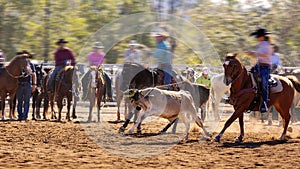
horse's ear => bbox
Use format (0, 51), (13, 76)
(225, 52), (236, 58)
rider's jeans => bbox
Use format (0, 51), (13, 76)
(254, 64), (270, 104)
(158, 64), (172, 90)
(48, 65), (64, 91)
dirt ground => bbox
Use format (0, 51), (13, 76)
(0, 106), (300, 169)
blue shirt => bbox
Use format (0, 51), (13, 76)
(271, 53), (280, 66)
(18, 62), (36, 84)
(151, 40), (172, 64)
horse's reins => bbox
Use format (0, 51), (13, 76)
(5, 67), (30, 78)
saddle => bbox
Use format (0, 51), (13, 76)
(250, 72), (283, 94)
(248, 72), (283, 111)
(153, 68), (179, 91)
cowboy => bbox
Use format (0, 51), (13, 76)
(150, 31), (173, 90)
(124, 40), (141, 64)
(48, 38), (76, 93)
(196, 67), (211, 88)
(82, 42), (113, 101)
(246, 28), (273, 112)
(16, 50), (37, 121)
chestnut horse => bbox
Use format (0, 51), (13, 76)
(214, 53), (300, 142)
(44, 66), (77, 121)
(0, 55), (30, 120)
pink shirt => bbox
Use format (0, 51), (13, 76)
(88, 51), (105, 66)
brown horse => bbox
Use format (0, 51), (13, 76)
(44, 66), (77, 121)
(214, 53), (300, 142)
(83, 67), (106, 122)
(0, 55), (30, 120)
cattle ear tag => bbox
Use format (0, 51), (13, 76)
(224, 61), (230, 65)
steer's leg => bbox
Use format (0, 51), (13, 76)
(125, 111), (147, 135)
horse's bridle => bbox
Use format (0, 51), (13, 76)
(5, 65), (30, 79)
(224, 59), (244, 85)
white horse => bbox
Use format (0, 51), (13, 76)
(207, 73), (230, 121)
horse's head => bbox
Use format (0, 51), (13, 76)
(7, 55), (31, 77)
(120, 63), (146, 91)
(34, 64), (44, 86)
(223, 53), (243, 86)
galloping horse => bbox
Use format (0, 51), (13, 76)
(214, 53), (300, 142)
(0, 54), (30, 120)
(82, 66), (106, 122)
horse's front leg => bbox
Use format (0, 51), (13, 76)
(66, 96), (72, 121)
(235, 114), (244, 143)
(57, 98), (63, 121)
(1, 100), (5, 120)
(88, 90), (96, 123)
(214, 106), (245, 142)
(8, 94), (16, 120)
(97, 95), (102, 122)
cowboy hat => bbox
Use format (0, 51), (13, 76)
(93, 42), (104, 49)
(250, 28), (271, 38)
(56, 38), (68, 44)
(129, 40), (139, 46)
(151, 31), (169, 37)
(16, 50), (34, 58)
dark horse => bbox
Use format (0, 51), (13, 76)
(81, 66), (106, 122)
(31, 64), (44, 120)
(118, 63), (210, 133)
(44, 66), (78, 121)
(214, 53), (300, 142)
(0, 54), (29, 120)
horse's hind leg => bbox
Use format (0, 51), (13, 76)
(274, 104), (291, 141)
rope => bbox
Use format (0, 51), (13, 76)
(5, 68), (30, 78)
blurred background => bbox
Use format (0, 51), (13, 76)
(0, 0), (299, 66)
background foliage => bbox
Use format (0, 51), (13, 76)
(0, 0), (299, 67)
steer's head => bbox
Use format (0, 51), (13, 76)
(124, 88), (139, 101)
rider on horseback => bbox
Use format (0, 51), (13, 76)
(81, 42), (113, 101)
(246, 28), (273, 112)
(150, 31), (173, 90)
(48, 38), (76, 93)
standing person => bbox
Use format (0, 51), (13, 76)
(151, 32), (173, 90)
(16, 50), (37, 121)
(82, 42), (112, 101)
(48, 38), (76, 93)
(270, 44), (281, 74)
(246, 28), (273, 112)
(196, 67), (211, 88)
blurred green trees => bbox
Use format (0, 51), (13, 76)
(0, 0), (298, 67)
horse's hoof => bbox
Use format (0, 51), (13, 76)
(137, 130), (142, 135)
(213, 135), (221, 142)
(118, 126), (125, 133)
(123, 133), (129, 136)
(235, 135), (243, 143)
(268, 120), (272, 126)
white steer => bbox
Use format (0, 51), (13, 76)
(124, 87), (211, 141)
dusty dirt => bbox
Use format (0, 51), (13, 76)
(0, 109), (300, 169)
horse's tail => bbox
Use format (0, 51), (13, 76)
(286, 75), (300, 93)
